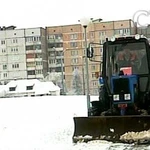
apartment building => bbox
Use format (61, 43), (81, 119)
(46, 26), (64, 73)
(0, 19), (138, 94)
(46, 19), (137, 95)
(0, 27), (26, 84)
(25, 28), (47, 79)
(0, 26), (47, 84)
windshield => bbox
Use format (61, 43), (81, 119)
(107, 42), (148, 75)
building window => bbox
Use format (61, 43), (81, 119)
(47, 34), (62, 40)
(34, 44), (41, 50)
(2, 49), (6, 53)
(36, 70), (43, 74)
(70, 34), (77, 40)
(92, 73), (95, 78)
(48, 43), (63, 48)
(92, 81), (97, 87)
(3, 73), (7, 78)
(49, 59), (56, 64)
(26, 45), (33, 50)
(27, 70), (35, 75)
(3, 64), (7, 70)
(115, 28), (130, 35)
(99, 31), (106, 37)
(56, 58), (64, 64)
(12, 39), (17, 43)
(48, 35), (55, 39)
(12, 64), (19, 68)
(71, 58), (78, 64)
(26, 45), (41, 51)
(26, 86), (33, 90)
(1, 40), (5, 45)
(70, 42), (77, 47)
(9, 87), (16, 91)
(26, 37), (33, 42)
(36, 61), (42, 65)
(36, 54), (42, 58)
(71, 50), (78, 56)
(119, 29), (123, 35)
(72, 66), (79, 71)
(55, 34), (63, 40)
(25, 36), (41, 42)
(48, 51), (55, 57)
(123, 28), (130, 34)
(11, 47), (18, 52)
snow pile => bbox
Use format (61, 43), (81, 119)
(72, 140), (112, 150)
(120, 130), (150, 143)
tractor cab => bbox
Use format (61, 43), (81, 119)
(103, 34), (149, 79)
(88, 34), (150, 115)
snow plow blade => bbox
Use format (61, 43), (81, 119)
(73, 116), (150, 143)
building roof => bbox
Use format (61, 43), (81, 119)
(2, 79), (60, 95)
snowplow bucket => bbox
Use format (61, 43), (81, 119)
(73, 116), (150, 143)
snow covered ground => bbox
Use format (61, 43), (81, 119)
(0, 95), (149, 150)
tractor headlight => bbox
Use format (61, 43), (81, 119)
(124, 94), (131, 100)
(113, 94), (119, 101)
(135, 34), (140, 40)
(110, 36), (116, 42)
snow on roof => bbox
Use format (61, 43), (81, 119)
(34, 81), (60, 95)
(6, 79), (40, 87)
(5, 79), (60, 95)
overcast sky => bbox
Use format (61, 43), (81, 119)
(1, 0), (150, 29)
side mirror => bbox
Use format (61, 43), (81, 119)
(87, 47), (94, 58)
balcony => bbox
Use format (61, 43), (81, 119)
(35, 58), (42, 61)
(48, 53), (56, 57)
(26, 50), (42, 54)
(26, 50), (35, 54)
(26, 41), (41, 45)
(35, 50), (42, 53)
(48, 48), (55, 52)
(55, 47), (63, 51)
(35, 74), (43, 79)
(27, 67), (36, 70)
(35, 66), (43, 70)
(48, 63), (57, 68)
(27, 75), (36, 79)
(48, 39), (63, 43)
(56, 55), (63, 59)
(26, 58), (35, 62)
(48, 47), (63, 52)
(56, 63), (64, 67)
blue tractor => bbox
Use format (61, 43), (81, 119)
(73, 34), (150, 143)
